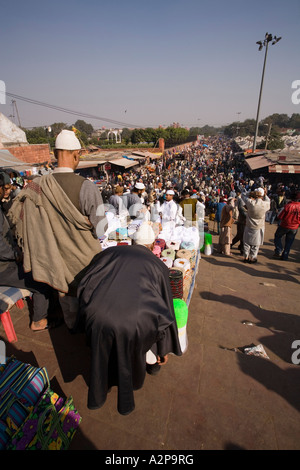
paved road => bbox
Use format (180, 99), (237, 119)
(2, 220), (300, 450)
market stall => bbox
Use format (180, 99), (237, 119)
(99, 214), (204, 355)
(99, 216), (203, 307)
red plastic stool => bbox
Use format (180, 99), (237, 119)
(15, 299), (25, 309)
(0, 311), (17, 343)
(0, 287), (31, 343)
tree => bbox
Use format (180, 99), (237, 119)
(257, 128), (284, 150)
(131, 129), (145, 144)
(189, 127), (202, 136)
(73, 120), (94, 136)
(224, 119), (256, 137)
(25, 127), (53, 145)
(163, 126), (190, 147)
(122, 128), (133, 145)
(152, 128), (168, 146)
(289, 113), (300, 130)
(140, 128), (152, 144)
(266, 113), (290, 128)
(49, 122), (67, 137)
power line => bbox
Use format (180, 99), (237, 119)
(5, 92), (144, 129)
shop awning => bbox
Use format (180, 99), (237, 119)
(131, 151), (162, 159)
(129, 154), (146, 160)
(0, 149), (33, 172)
(131, 151), (147, 157)
(268, 164), (300, 174)
(77, 160), (106, 169)
(108, 158), (139, 169)
(245, 155), (274, 171)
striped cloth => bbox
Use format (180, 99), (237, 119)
(0, 356), (49, 449)
(0, 287), (31, 314)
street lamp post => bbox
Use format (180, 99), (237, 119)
(252, 32), (281, 153)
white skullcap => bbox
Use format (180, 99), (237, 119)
(166, 190), (175, 195)
(55, 130), (81, 150)
(132, 223), (156, 245)
(135, 182), (145, 190)
(256, 187), (264, 196)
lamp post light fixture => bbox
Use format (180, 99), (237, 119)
(252, 32), (281, 153)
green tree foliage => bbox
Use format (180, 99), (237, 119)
(74, 120), (94, 136)
(261, 113), (300, 130)
(189, 125), (222, 137)
(121, 128), (133, 145)
(257, 128), (285, 150)
(50, 122), (68, 137)
(131, 129), (146, 144)
(224, 119), (256, 137)
(288, 113), (300, 131)
(25, 127), (54, 146)
(24, 114), (300, 149)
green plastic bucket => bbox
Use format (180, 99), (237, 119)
(173, 299), (188, 329)
(204, 233), (212, 245)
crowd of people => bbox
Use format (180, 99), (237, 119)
(92, 135), (299, 264)
(0, 130), (299, 414)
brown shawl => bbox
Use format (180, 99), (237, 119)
(8, 174), (102, 293)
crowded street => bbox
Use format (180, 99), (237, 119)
(1, 133), (299, 451)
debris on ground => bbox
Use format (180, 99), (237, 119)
(242, 344), (270, 359)
(220, 343), (270, 359)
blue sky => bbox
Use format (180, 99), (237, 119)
(1, 0), (299, 129)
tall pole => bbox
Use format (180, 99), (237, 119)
(252, 33), (281, 153)
(252, 41), (269, 153)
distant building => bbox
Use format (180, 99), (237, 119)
(0, 112), (27, 148)
(0, 113), (50, 166)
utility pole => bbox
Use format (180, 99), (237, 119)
(252, 33), (281, 153)
(11, 99), (21, 127)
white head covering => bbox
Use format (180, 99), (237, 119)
(135, 182), (145, 190)
(256, 187), (264, 196)
(132, 223), (156, 245)
(55, 130), (81, 150)
(166, 190), (175, 195)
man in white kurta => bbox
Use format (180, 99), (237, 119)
(242, 187), (270, 263)
(160, 190), (178, 232)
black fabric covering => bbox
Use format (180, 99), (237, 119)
(77, 244), (182, 415)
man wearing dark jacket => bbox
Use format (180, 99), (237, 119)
(231, 189), (247, 254)
(77, 223), (182, 415)
(273, 192), (300, 260)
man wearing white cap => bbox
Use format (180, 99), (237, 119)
(131, 221), (156, 247)
(242, 187), (270, 263)
(8, 130), (107, 330)
(124, 181), (146, 219)
(159, 189), (178, 231)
